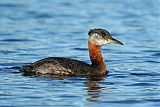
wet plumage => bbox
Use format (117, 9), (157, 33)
(21, 57), (97, 76)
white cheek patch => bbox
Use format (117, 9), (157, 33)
(90, 33), (107, 45)
(106, 39), (114, 44)
(96, 39), (107, 45)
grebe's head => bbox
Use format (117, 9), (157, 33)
(88, 28), (123, 46)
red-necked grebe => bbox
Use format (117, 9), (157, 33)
(20, 28), (123, 76)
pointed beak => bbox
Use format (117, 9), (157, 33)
(107, 38), (123, 45)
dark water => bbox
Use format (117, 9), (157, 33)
(0, 0), (160, 107)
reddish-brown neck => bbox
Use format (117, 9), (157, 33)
(88, 41), (106, 75)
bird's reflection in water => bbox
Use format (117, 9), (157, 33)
(23, 72), (106, 102)
(85, 76), (105, 102)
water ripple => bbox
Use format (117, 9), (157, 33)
(0, 39), (35, 42)
(125, 83), (158, 86)
(0, 0), (159, 107)
(0, 3), (25, 8)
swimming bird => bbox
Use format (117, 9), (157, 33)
(20, 29), (123, 76)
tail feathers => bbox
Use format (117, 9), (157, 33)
(20, 65), (34, 72)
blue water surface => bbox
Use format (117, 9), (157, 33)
(0, 0), (160, 107)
